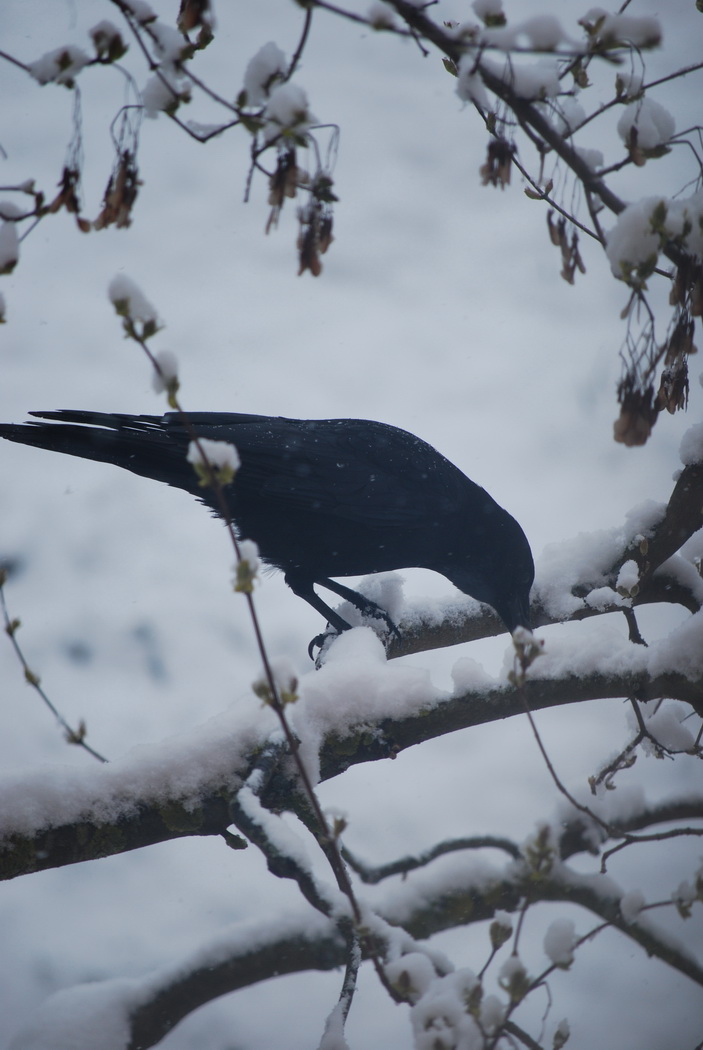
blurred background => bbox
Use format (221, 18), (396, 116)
(0, 2), (701, 1047)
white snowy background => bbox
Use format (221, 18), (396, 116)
(0, 1), (702, 1048)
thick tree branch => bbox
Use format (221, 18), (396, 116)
(386, 567), (701, 659)
(127, 922), (346, 1050)
(0, 790), (241, 881)
(639, 462), (703, 583)
(115, 852), (703, 1047)
(2, 665), (700, 881)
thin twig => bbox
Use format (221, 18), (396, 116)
(0, 577), (108, 763)
(343, 834), (521, 883)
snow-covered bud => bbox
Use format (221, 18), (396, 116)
(263, 84), (316, 144)
(479, 995), (505, 1033)
(368, 3), (396, 30)
(672, 880), (697, 920)
(509, 627), (543, 687)
(108, 274), (160, 339)
(616, 559), (640, 597)
(472, 0), (506, 27)
(579, 11), (661, 49)
(242, 42), (287, 106)
(187, 438), (240, 487)
(543, 918), (576, 969)
(553, 1019), (570, 1049)
(619, 888), (646, 923)
(618, 98), (675, 166)
(90, 21), (127, 62)
(498, 955), (530, 1003)
(271, 658), (299, 705)
(325, 807), (348, 839)
(29, 46), (90, 87)
(456, 55), (490, 109)
(142, 72), (191, 119)
(151, 349), (180, 404)
(0, 206), (20, 275)
(234, 539), (260, 594)
(122, 0), (156, 24)
(384, 952), (437, 1003)
(523, 823), (556, 877)
(252, 659), (298, 706)
(489, 913), (513, 950)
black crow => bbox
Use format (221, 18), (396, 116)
(0, 411), (534, 646)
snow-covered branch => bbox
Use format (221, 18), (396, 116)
(391, 451), (703, 658)
(17, 824), (702, 1050)
(2, 647), (700, 882)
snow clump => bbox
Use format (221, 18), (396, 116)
(615, 560), (639, 596)
(620, 889), (646, 923)
(121, 0), (155, 22)
(456, 55), (490, 108)
(142, 70), (189, 117)
(553, 97), (586, 136)
(617, 97), (675, 152)
(472, 0), (504, 21)
(544, 918), (576, 967)
(479, 16), (573, 53)
(409, 969), (483, 1050)
(150, 21), (188, 63)
(580, 9), (662, 48)
(479, 995), (505, 1033)
(108, 274), (159, 324)
(384, 952), (437, 1001)
(606, 193), (703, 284)
(186, 438), (240, 474)
(243, 42), (287, 105)
(263, 83), (316, 143)
(575, 146), (604, 171)
(0, 203), (21, 274)
(680, 423), (703, 467)
(368, 2), (397, 29)
(29, 45), (90, 86)
(151, 349), (179, 394)
(495, 57), (560, 100)
(635, 700), (697, 754)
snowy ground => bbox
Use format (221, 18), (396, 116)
(0, 2), (702, 1048)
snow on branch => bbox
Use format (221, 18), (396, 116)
(1, 640), (700, 882)
(12, 817), (703, 1050)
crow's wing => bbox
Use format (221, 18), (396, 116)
(15, 411), (483, 530)
(180, 415), (480, 528)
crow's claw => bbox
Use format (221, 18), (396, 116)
(308, 628), (340, 662)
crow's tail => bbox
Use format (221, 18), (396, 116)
(0, 411), (202, 497)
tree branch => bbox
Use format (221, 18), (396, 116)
(2, 664), (700, 881)
(127, 920), (346, 1050)
(640, 461), (703, 583)
(385, 567), (701, 660)
(112, 851), (703, 1047)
